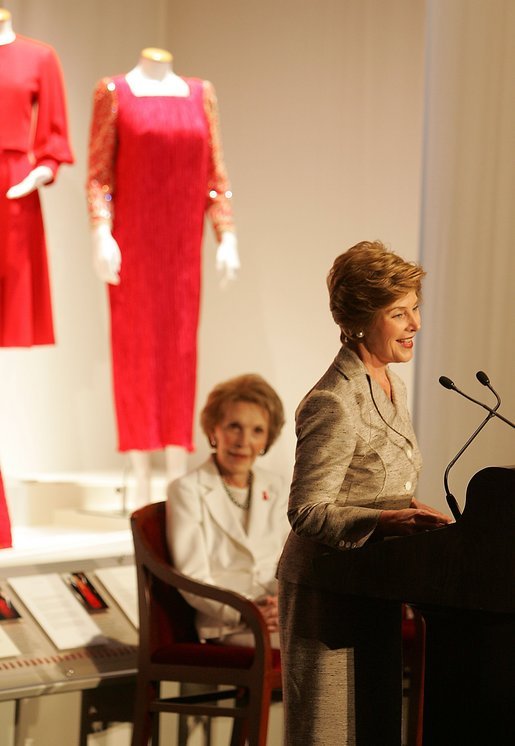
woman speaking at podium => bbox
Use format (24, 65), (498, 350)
(277, 241), (451, 745)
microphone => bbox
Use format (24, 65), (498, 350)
(438, 373), (504, 520)
(475, 369), (501, 410)
(438, 375), (514, 428)
(440, 409), (495, 520)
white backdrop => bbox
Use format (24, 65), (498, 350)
(1, 0), (512, 520)
(414, 0), (515, 512)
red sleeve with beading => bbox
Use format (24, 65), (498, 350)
(86, 78), (119, 225)
(202, 80), (235, 242)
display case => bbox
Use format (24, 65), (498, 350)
(0, 476), (138, 746)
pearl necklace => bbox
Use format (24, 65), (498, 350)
(221, 471), (254, 510)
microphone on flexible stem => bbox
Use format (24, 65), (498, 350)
(440, 410), (494, 520)
(439, 375), (514, 428)
(475, 370), (501, 409)
(438, 374), (502, 520)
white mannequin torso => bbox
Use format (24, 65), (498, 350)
(125, 48), (190, 97)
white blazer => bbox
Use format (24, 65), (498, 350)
(166, 457), (289, 640)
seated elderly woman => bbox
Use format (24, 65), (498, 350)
(166, 373), (289, 647)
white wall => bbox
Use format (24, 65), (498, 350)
(0, 2), (425, 496)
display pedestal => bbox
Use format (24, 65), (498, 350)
(4, 469), (169, 527)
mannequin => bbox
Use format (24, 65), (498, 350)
(87, 48), (238, 506)
(0, 9), (73, 346)
(0, 9), (73, 543)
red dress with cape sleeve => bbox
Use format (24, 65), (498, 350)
(0, 35), (74, 346)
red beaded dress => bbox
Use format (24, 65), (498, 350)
(0, 35), (74, 346)
(87, 76), (234, 452)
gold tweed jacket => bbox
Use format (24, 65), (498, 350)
(278, 345), (422, 589)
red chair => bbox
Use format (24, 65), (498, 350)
(130, 501), (282, 746)
(402, 603), (425, 746)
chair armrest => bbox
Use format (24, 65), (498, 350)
(132, 517), (272, 656)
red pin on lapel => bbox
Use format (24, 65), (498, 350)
(262, 491), (270, 501)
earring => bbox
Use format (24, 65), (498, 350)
(356, 330), (364, 338)
(259, 449), (265, 456)
(210, 439), (217, 448)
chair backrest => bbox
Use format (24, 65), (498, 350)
(131, 501), (200, 656)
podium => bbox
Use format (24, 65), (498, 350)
(313, 466), (515, 745)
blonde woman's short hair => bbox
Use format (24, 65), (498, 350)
(327, 240), (425, 343)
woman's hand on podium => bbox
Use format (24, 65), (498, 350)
(376, 501), (452, 537)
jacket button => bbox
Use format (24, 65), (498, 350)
(404, 481), (412, 491)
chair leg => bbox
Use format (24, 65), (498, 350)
(152, 713), (160, 745)
(131, 712), (154, 746)
(406, 611), (426, 746)
(229, 687), (250, 746)
(246, 684), (272, 746)
(131, 679), (158, 746)
(230, 716), (248, 746)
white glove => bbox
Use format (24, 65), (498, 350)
(91, 222), (121, 285)
(216, 231), (240, 288)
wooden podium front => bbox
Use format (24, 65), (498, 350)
(313, 466), (515, 745)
